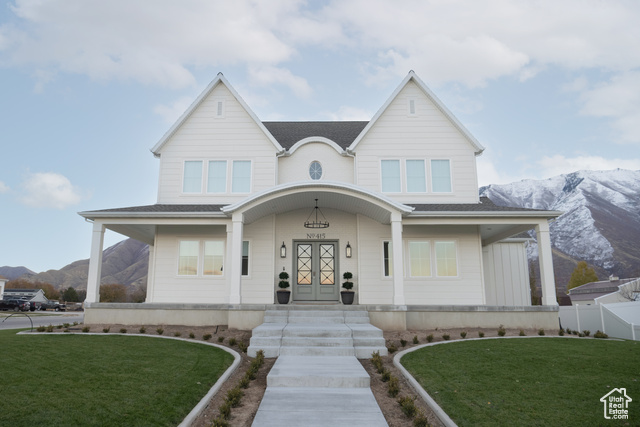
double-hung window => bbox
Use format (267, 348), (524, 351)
(406, 160), (427, 193)
(431, 159), (452, 193)
(203, 241), (225, 276)
(178, 240), (225, 276)
(435, 241), (458, 276)
(183, 161), (203, 193)
(232, 160), (251, 193)
(178, 241), (200, 276)
(409, 241), (431, 277)
(383, 241), (393, 277)
(381, 160), (401, 193)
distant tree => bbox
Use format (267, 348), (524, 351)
(99, 284), (127, 302)
(567, 261), (599, 291)
(6, 279), (60, 300)
(529, 260), (540, 305)
(128, 286), (147, 303)
(76, 289), (87, 302)
(62, 287), (79, 302)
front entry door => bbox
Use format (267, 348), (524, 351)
(293, 241), (339, 301)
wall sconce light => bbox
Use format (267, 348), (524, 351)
(346, 242), (352, 258)
(280, 241), (287, 258)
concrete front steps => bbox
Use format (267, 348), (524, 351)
(247, 308), (388, 359)
(251, 307), (388, 426)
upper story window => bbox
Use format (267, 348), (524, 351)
(214, 98), (225, 118)
(431, 159), (452, 193)
(183, 161), (203, 193)
(232, 160), (251, 193)
(309, 161), (323, 180)
(408, 98), (417, 116)
(208, 160), (227, 193)
(406, 160), (426, 193)
(381, 160), (401, 192)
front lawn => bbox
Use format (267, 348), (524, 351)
(401, 338), (639, 426)
(0, 329), (234, 426)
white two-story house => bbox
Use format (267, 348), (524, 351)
(80, 71), (561, 330)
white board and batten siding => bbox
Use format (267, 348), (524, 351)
(357, 217), (486, 305)
(156, 83), (278, 204)
(278, 142), (354, 185)
(482, 243), (531, 306)
(354, 81), (479, 204)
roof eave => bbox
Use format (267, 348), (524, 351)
(78, 211), (228, 220)
(408, 210), (563, 218)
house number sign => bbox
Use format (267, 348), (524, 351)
(306, 233), (326, 239)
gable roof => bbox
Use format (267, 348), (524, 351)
(151, 73), (284, 155)
(263, 121), (368, 150)
(348, 71), (485, 155)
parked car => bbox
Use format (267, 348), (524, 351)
(0, 299), (30, 311)
(40, 301), (66, 312)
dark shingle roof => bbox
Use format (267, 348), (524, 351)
(262, 121), (369, 150)
(409, 197), (550, 213)
(84, 204), (226, 214)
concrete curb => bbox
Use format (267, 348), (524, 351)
(393, 335), (591, 427)
(18, 331), (242, 427)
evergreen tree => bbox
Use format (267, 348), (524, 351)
(567, 261), (598, 291)
(62, 287), (79, 302)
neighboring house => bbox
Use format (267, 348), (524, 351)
(2, 288), (48, 304)
(79, 71), (561, 330)
(0, 276), (7, 299)
(569, 276), (640, 305)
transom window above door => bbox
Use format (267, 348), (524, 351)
(309, 161), (323, 180)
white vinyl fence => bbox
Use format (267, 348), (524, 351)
(559, 301), (640, 341)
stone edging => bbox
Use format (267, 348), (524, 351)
(18, 331), (242, 427)
(393, 335), (588, 427)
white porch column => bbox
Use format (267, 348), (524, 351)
(85, 221), (105, 304)
(391, 212), (405, 305)
(536, 220), (557, 306)
(228, 213), (244, 305)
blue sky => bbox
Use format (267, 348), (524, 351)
(1, 0), (640, 273)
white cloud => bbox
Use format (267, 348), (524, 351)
(248, 66), (312, 99)
(477, 154), (531, 186)
(323, 106), (372, 121)
(0, 181), (9, 193)
(20, 172), (84, 209)
(153, 96), (194, 124)
(537, 155), (640, 178)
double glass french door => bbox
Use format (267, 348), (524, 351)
(293, 241), (339, 301)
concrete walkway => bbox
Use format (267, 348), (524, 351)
(249, 308), (388, 426)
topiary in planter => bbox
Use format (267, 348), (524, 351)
(277, 270), (290, 304)
(341, 271), (355, 305)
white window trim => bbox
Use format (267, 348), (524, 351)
(405, 159), (427, 193)
(380, 159), (403, 194)
(176, 239), (226, 278)
(207, 160), (228, 194)
(434, 240), (459, 278)
(231, 160), (253, 194)
(430, 159), (454, 194)
(407, 239), (433, 278)
(182, 160), (204, 194)
(308, 160), (323, 181)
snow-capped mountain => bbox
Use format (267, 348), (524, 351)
(481, 169), (640, 285)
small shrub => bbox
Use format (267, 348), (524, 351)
(119, 328), (127, 334)
(229, 337), (237, 346)
(460, 331), (467, 339)
(519, 329), (526, 336)
(238, 341), (248, 353)
(400, 339), (408, 347)
(46, 325), (54, 332)
(426, 334), (434, 343)
(82, 326), (90, 333)
(189, 332), (195, 339)
(156, 327), (164, 335)
(203, 333), (212, 341)
(225, 387), (244, 408)
(538, 328), (545, 336)
(583, 330), (591, 336)
(174, 332), (182, 337)
(217, 336), (225, 343)
(218, 402), (231, 420)
(578, 332), (585, 337)
(594, 330), (608, 339)
(478, 331), (485, 338)
(558, 329), (565, 336)
(212, 417), (229, 427)
(381, 369), (391, 382)
(103, 327), (110, 333)
(139, 326), (146, 334)
(57, 325), (63, 329)
(239, 376), (251, 389)
(572, 330), (578, 336)
(398, 395), (418, 418)
(497, 325), (506, 336)
(36, 326), (46, 332)
(388, 376), (400, 397)
(63, 323), (70, 328)
(413, 412), (429, 427)
(387, 342), (398, 353)
(73, 321), (78, 326)
(442, 334), (450, 341)
(412, 335), (419, 344)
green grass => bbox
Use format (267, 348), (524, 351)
(401, 338), (639, 426)
(0, 329), (234, 426)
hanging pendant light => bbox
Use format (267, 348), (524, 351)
(304, 199), (329, 228)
